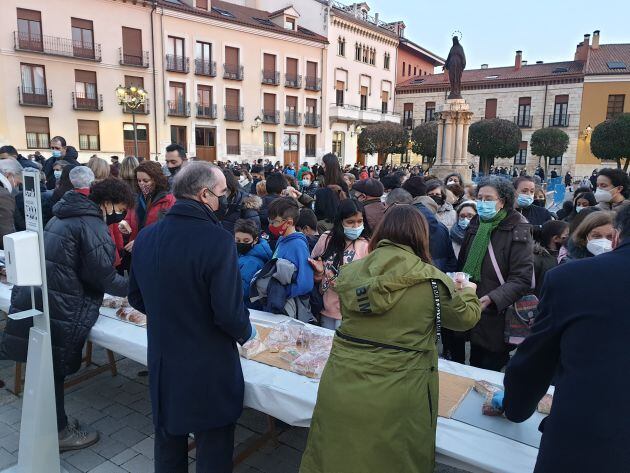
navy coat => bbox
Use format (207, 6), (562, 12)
(413, 203), (457, 273)
(503, 239), (630, 472)
(128, 199), (252, 435)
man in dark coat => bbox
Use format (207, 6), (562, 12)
(500, 206), (630, 472)
(43, 137), (79, 189)
(128, 162), (254, 473)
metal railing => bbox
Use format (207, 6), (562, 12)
(225, 105), (244, 121)
(548, 114), (569, 127)
(304, 76), (322, 91)
(224, 64), (244, 80)
(226, 145), (241, 155)
(195, 59), (216, 77)
(166, 54), (189, 73)
(285, 74), (302, 88)
(167, 100), (191, 117)
(261, 70), (280, 85)
(18, 86), (53, 107)
(14, 31), (101, 61)
(264, 145), (276, 156)
(304, 113), (321, 127)
(262, 110), (280, 124)
(514, 114), (533, 128)
(196, 103), (217, 119)
(285, 111), (302, 126)
(119, 48), (149, 67)
(72, 92), (103, 111)
(123, 98), (150, 115)
(329, 0), (398, 32)
(330, 103), (401, 116)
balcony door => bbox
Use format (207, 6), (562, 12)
(195, 126), (216, 162)
(17, 8), (42, 51)
(123, 123), (149, 159)
(283, 133), (299, 164)
(21, 63), (46, 103)
(71, 18), (95, 59)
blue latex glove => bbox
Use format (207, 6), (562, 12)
(491, 391), (505, 410)
(247, 324), (258, 343)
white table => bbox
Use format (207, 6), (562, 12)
(0, 282), (11, 313)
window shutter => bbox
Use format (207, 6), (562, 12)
(404, 103), (413, 112)
(263, 54), (276, 72)
(360, 86), (368, 96)
(24, 116), (49, 133)
(225, 47), (239, 67)
(226, 129), (239, 147)
(75, 69), (96, 83)
(122, 27), (142, 56)
(286, 96), (297, 108)
(71, 18), (93, 30)
(286, 58), (298, 76)
(381, 91), (389, 102)
(485, 99), (497, 119)
(196, 0), (208, 9)
(17, 8), (41, 21)
(519, 97), (531, 106)
(124, 75), (144, 88)
(519, 141), (528, 150)
(306, 61), (317, 77)
(225, 89), (239, 107)
(78, 119), (99, 135)
(264, 93), (275, 111)
(554, 95), (569, 104)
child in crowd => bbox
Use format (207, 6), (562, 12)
(235, 219), (272, 307)
(296, 208), (320, 252)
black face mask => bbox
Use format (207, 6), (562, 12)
(215, 195), (229, 220)
(533, 199), (546, 207)
(236, 242), (254, 255)
(106, 210), (126, 226)
(430, 195), (445, 206)
(169, 166), (181, 177)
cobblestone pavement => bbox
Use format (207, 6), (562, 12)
(0, 346), (467, 473)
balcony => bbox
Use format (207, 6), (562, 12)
(514, 114), (533, 128)
(225, 106), (244, 121)
(167, 100), (191, 117)
(72, 92), (103, 111)
(195, 59), (216, 77)
(226, 145), (241, 155)
(304, 76), (322, 91)
(285, 111), (302, 126)
(261, 70), (280, 86)
(304, 113), (321, 128)
(548, 114), (570, 127)
(14, 31), (101, 61)
(166, 54), (189, 73)
(285, 74), (302, 89)
(123, 98), (150, 115)
(119, 48), (149, 68)
(18, 86), (53, 107)
(196, 103), (217, 119)
(262, 110), (280, 124)
(329, 103), (400, 124)
(224, 64), (244, 80)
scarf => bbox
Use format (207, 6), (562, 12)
(462, 209), (507, 282)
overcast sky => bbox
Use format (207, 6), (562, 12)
(365, 0), (629, 70)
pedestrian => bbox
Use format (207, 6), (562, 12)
(450, 201), (477, 258)
(309, 199), (370, 329)
(1, 177), (134, 450)
(44, 136), (79, 189)
(458, 176), (534, 371)
(564, 171), (572, 188)
(495, 206), (630, 473)
(299, 171), (318, 199)
(564, 191), (597, 223)
(565, 211), (615, 260)
(533, 220), (568, 297)
(352, 178), (386, 232)
(128, 162), (255, 472)
(0, 145), (39, 170)
(221, 169), (261, 233)
(314, 154), (349, 232)
(384, 188), (413, 207)
(0, 159), (19, 246)
(119, 156), (140, 195)
(110, 155), (120, 177)
(164, 143), (188, 189)
(300, 205), (480, 473)
(513, 177), (552, 227)
(297, 161), (311, 181)
(235, 218), (272, 307)
(427, 180), (457, 230)
(296, 208), (320, 252)
(87, 156), (110, 182)
(595, 168), (630, 213)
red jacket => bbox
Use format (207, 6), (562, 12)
(109, 224), (124, 267)
(127, 192), (176, 240)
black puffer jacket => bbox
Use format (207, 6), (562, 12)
(221, 190), (262, 233)
(0, 191), (128, 376)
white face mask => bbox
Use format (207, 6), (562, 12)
(587, 238), (613, 256)
(595, 188), (614, 204)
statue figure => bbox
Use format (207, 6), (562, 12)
(444, 35), (466, 100)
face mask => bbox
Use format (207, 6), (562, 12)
(51, 150), (61, 158)
(534, 199), (546, 207)
(517, 194), (534, 208)
(239, 177), (248, 185)
(575, 205), (585, 213)
(458, 218), (471, 229)
(430, 195), (445, 206)
(139, 182), (153, 196)
(236, 242), (254, 255)
(447, 180), (457, 186)
(476, 200), (498, 220)
(268, 221), (289, 238)
(343, 224), (364, 241)
(587, 238), (612, 256)
(106, 209), (126, 226)
(302, 179), (311, 187)
(595, 188), (614, 203)
(54, 170), (62, 180)
(168, 166), (181, 177)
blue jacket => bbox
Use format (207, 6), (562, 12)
(503, 239), (630, 472)
(273, 232), (314, 298)
(128, 199), (252, 434)
(413, 203), (458, 272)
(239, 239), (272, 304)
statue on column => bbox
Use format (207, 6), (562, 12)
(444, 33), (466, 100)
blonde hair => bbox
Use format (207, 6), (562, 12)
(120, 156), (139, 180)
(256, 180), (267, 197)
(572, 211), (615, 248)
(87, 156), (110, 181)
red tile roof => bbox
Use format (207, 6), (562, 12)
(586, 44), (630, 75)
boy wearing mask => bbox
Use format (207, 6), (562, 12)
(234, 219), (272, 307)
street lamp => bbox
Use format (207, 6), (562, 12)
(116, 85), (147, 159)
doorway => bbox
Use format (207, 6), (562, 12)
(283, 133), (299, 165)
(123, 123), (149, 160)
(195, 126), (216, 161)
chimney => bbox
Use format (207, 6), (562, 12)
(583, 33), (590, 49)
(481, 64), (488, 69)
(515, 50), (522, 70)
(374, 12), (379, 24)
(536, 60), (543, 64)
(522, 60), (528, 66)
(592, 30), (600, 49)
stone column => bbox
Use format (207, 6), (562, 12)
(460, 119), (471, 164)
(454, 118), (464, 165)
(436, 116), (444, 165)
(442, 114), (454, 166)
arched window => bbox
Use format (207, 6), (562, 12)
(355, 42), (361, 61)
(338, 37), (345, 56)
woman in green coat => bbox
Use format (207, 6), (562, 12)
(300, 205), (481, 473)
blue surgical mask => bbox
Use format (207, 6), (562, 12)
(51, 150), (61, 158)
(301, 179), (311, 187)
(517, 194), (534, 208)
(54, 170), (62, 180)
(476, 200), (498, 220)
(458, 217), (471, 229)
(343, 224), (364, 241)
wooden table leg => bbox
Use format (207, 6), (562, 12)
(84, 341), (93, 367)
(13, 362), (23, 396)
(106, 350), (118, 376)
(232, 415), (279, 466)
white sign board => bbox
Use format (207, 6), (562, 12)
(22, 172), (40, 232)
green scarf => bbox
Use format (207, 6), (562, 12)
(462, 209), (507, 282)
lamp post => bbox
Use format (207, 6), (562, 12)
(116, 85), (147, 159)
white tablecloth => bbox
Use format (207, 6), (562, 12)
(0, 283), (11, 313)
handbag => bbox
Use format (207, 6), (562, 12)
(488, 242), (538, 345)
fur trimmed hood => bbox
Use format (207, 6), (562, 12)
(242, 194), (262, 210)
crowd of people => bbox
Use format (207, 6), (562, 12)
(0, 137), (629, 472)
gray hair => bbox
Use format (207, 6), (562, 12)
(476, 176), (516, 209)
(0, 159), (23, 177)
(172, 161), (220, 199)
(69, 166), (95, 189)
(385, 188), (413, 206)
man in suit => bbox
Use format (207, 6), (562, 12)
(129, 161), (255, 472)
(497, 205), (630, 472)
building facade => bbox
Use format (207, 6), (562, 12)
(396, 33), (444, 85)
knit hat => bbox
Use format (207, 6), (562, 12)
(352, 178), (384, 197)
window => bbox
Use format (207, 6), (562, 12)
(607, 94), (625, 119)
(224, 46), (240, 78)
(168, 81), (186, 115)
(381, 91), (389, 113)
(285, 17), (295, 30)
(362, 46), (368, 63)
(549, 156), (563, 166)
(226, 129), (240, 155)
(517, 97), (531, 127)
(170, 125), (187, 150)
(24, 116), (49, 149)
(286, 57), (299, 87)
(402, 61), (406, 77)
(332, 131), (344, 159)
(338, 37), (345, 57)
(369, 49), (375, 66)
(360, 86), (368, 111)
(195, 41), (212, 75)
(552, 95), (569, 126)
(305, 134), (316, 157)
(196, 0), (208, 9)
(225, 88), (241, 121)
(414, 66), (417, 76)
(16, 8), (42, 50)
(20, 63), (46, 96)
(197, 85), (213, 117)
(264, 132), (276, 156)
(71, 18), (95, 59)
(515, 141), (527, 165)
(403, 103), (413, 129)
(425, 102), (435, 122)
(336, 81), (344, 106)
(408, 64), (411, 76)
(78, 120), (100, 150)
(167, 36), (186, 71)
(121, 27), (143, 66)
(355, 43), (361, 61)
(384, 52), (390, 70)
(485, 98), (497, 119)
(74, 70), (98, 109)
(195, 127), (215, 148)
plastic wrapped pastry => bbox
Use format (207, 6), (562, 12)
(239, 338), (267, 359)
(290, 351), (329, 379)
(103, 295), (129, 309)
(115, 307), (146, 326)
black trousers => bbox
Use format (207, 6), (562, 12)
(54, 374), (67, 432)
(154, 424), (235, 473)
(470, 344), (510, 372)
(441, 329), (466, 364)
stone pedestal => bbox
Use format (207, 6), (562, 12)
(431, 99), (474, 182)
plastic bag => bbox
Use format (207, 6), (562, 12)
(290, 350), (330, 379)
